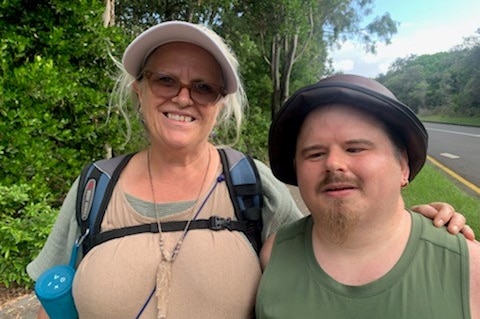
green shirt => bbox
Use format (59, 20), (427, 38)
(256, 212), (470, 319)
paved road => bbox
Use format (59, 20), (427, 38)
(0, 293), (38, 319)
(425, 122), (480, 188)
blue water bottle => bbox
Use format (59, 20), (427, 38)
(35, 236), (83, 319)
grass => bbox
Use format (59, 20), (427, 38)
(403, 163), (480, 236)
(419, 114), (480, 127)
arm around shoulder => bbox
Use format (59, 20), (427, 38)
(411, 202), (475, 240)
(254, 159), (303, 241)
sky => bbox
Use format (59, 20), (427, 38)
(330, 0), (480, 78)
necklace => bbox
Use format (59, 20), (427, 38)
(147, 147), (211, 319)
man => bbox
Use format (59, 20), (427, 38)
(256, 74), (480, 318)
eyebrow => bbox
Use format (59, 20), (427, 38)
(298, 139), (375, 154)
(344, 139), (375, 146)
(144, 69), (222, 85)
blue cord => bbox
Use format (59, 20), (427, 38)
(135, 286), (156, 319)
(134, 174), (224, 318)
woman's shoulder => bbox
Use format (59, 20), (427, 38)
(27, 178), (82, 280)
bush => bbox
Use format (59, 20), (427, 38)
(0, 1), (129, 287)
(0, 184), (58, 287)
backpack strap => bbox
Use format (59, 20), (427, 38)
(76, 148), (264, 255)
(88, 216), (249, 250)
(75, 153), (135, 255)
(218, 147), (263, 253)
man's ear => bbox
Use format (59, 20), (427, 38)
(401, 150), (410, 184)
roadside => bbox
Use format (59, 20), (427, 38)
(287, 185), (310, 215)
(0, 292), (38, 319)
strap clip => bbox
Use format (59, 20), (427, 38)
(209, 216), (232, 231)
(75, 228), (90, 247)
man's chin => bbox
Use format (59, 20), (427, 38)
(318, 202), (360, 244)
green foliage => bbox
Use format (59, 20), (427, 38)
(210, 105), (270, 161)
(221, 0), (398, 113)
(0, 0), (130, 287)
(0, 0), (129, 204)
(419, 115), (480, 127)
(378, 30), (480, 117)
(238, 106), (271, 162)
(1, 0), (469, 289)
(0, 183), (58, 287)
(113, 1), (399, 115)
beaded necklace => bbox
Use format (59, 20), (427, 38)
(147, 147), (211, 319)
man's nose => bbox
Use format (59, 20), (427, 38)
(324, 149), (347, 173)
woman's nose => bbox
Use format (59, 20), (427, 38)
(172, 87), (193, 107)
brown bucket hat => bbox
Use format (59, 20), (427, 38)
(269, 74), (428, 185)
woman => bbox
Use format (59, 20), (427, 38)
(28, 21), (472, 319)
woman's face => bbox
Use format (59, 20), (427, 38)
(134, 42), (225, 151)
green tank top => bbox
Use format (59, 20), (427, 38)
(256, 212), (470, 319)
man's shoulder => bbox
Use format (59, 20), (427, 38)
(413, 212), (467, 254)
(276, 215), (311, 243)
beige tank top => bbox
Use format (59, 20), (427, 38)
(72, 173), (261, 319)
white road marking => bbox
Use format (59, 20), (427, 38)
(427, 128), (480, 138)
(440, 153), (460, 159)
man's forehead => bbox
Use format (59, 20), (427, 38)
(300, 104), (387, 136)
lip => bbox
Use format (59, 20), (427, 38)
(320, 182), (357, 196)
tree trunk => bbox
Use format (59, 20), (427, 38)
(103, 0), (115, 27)
(103, 0), (114, 159)
(280, 34), (298, 106)
(271, 35), (282, 119)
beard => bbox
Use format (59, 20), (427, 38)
(317, 199), (360, 244)
(313, 173), (361, 244)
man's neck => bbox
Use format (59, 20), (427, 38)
(311, 208), (411, 286)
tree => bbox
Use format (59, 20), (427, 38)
(0, 0), (133, 287)
(377, 29), (480, 117)
(224, 0), (399, 117)
(456, 29), (480, 115)
(111, 0), (398, 117)
(0, 0), (128, 203)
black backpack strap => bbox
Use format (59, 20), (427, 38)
(75, 149), (264, 255)
(218, 147), (263, 254)
(75, 153), (135, 254)
(90, 216), (248, 248)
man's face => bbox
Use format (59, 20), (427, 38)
(295, 104), (409, 239)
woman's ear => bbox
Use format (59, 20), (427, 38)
(133, 81), (143, 104)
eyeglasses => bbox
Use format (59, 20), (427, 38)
(140, 70), (226, 106)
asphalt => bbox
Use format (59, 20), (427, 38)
(0, 186), (308, 319)
(0, 293), (39, 319)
